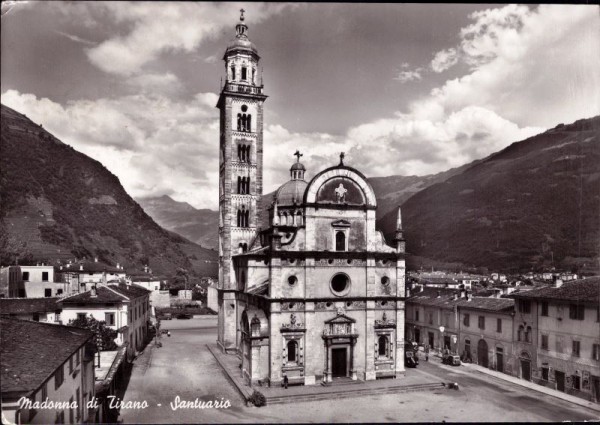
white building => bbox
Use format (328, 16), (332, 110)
(1, 318), (96, 424)
(59, 283), (151, 361)
(0, 298), (62, 323)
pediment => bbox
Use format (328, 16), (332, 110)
(325, 313), (356, 324)
(331, 219), (351, 227)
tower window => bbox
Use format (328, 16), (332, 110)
(237, 206), (250, 227)
(241, 67), (247, 80)
(237, 177), (250, 194)
(231, 66), (236, 80)
(237, 113), (252, 132)
(238, 145), (251, 162)
(335, 231), (346, 251)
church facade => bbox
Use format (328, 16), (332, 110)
(216, 12), (407, 386)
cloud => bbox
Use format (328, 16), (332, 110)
(127, 73), (183, 96)
(55, 30), (96, 46)
(430, 48), (458, 73)
(84, 2), (291, 76)
(394, 69), (423, 83)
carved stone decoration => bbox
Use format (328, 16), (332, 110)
(281, 313), (305, 331)
(281, 301), (304, 311)
(352, 300), (366, 308)
(336, 306), (345, 316)
(315, 301), (335, 310)
(375, 312), (397, 329)
(376, 300), (396, 309)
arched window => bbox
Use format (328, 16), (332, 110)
(231, 66), (236, 80)
(378, 335), (388, 357)
(518, 325), (524, 342)
(241, 66), (247, 80)
(244, 209), (249, 227)
(237, 114), (242, 131)
(282, 212), (288, 226)
(296, 211), (303, 226)
(237, 176), (242, 194)
(242, 243), (248, 252)
(525, 326), (532, 343)
(246, 115), (252, 132)
(237, 210), (242, 227)
(335, 231), (346, 251)
(287, 340), (298, 362)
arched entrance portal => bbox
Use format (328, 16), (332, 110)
(477, 339), (489, 368)
(520, 351), (532, 381)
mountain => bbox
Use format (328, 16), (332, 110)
(0, 104), (217, 277)
(378, 116), (600, 273)
(135, 195), (219, 250)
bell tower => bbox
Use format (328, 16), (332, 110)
(217, 10), (267, 352)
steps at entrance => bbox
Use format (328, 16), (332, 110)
(266, 382), (444, 405)
(321, 377), (362, 387)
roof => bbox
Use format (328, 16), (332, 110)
(455, 297), (514, 313)
(408, 288), (514, 313)
(56, 260), (124, 274)
(0, 298), (61, 315)
(511, 277), (600, 304)
(1, 318), (93, 396)
(274, 179), (308, 206)
(60, 284), (150, 305)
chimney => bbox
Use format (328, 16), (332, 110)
(436, 290), (441, 298)
(453, 293), (459, 301)
(460, 289), (466, 298)
(116, 263), (120, 269)
(554, 279), (563, 288)
(90, 285), (97, 298)
(66, 264), (71, 269)
(60, 266), (63, 270)
(94, 257), (98, 263)
(466, 291), (472, 301)
(79, 265), (83, 271)
(144, 265), (148, 273)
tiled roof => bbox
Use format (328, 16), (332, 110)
(56, 261), (124, 274)
(59, 286), (127, 304)
(0, 318), (93, 396)
(511, 277), (600, 304)
(408, 288), (514, 312)
(0, 298), (62, 315)
(59, 284), (150, 305)
(110, 283), (151, 298)
(455, 297), (514, 312)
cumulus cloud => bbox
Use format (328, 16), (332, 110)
(394, 69), (423, 83)
(84, 2), (291, 76)
(2, 5), (597, 210)
(430, 48), (459, 73)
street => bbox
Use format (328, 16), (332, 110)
(118, 317), (599, 423)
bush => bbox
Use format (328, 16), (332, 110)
(249, 390), (266, 407)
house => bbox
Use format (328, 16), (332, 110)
(0, 318), (96, 424)
(511, 278), (600, 402)
(0, 298), (62, 323)
(405, 288), (461, 352)
(93, 346), (127, 424)
(56, 259), (127, 294)
(2, 265), (67, 298)
(59, 283), (151, 361)
(455, 297), (515, 374)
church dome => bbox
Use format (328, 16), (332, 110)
(274, 179), (308, 206)
(226, 37), (258, 55)
(290, 162), (306, 171)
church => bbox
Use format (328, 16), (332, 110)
(216, 11), (407, 386)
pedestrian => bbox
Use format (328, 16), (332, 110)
(283, 374), (289, 389)
(425, 345), (429, 362)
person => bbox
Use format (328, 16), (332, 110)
(283, 374), (289, 389)
(425, 345), (429, 362)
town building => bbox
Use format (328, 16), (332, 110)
(0, 265), (67, 298)
(56, 259), (127, 294)
(0, 266), (21, 297)
(511, 278), (600, 402)
(59, 283), (151, 361)
(216, 12), (406, 386)
(0, 318), (96, 424)
(0, 298), (62, 323)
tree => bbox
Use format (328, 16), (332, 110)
(68, 315), (118, 351)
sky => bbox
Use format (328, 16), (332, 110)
(1, 2), (599, 210)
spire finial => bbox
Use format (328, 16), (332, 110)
(240, 8), (245, 21)
(339, 152), (345, 166)
(294, 150), (303, 163)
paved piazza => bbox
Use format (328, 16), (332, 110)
(118, 317), (598, 423)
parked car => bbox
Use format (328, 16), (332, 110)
(443, 354), (462, 366)
(404, 350), (418, 368)
(159, 313), (172, 320)
(176, 313), (193, 319)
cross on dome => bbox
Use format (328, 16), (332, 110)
(240, 8), (245, 21)
(294, 150), (303, 162)
(339, 152), (345, 165)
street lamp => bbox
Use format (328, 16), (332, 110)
(439, 326), (445, 354)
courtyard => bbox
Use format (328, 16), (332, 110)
(118, 316), (599, 423)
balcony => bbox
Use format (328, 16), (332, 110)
(223, 82), (264, 95)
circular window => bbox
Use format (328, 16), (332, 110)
(328, 259), (334, 265)
(330, 273), (351, 296)
(381, 276), (390, 285)
(241, 104), (248, 112)
(347, 259), (353, 265)
(288, 258), (295, 265)
(326, 302), (333, 307)
(381, 301), (387, 306)
(289, 302), (295, 309)
(264, 259), (269, 265)
(288, 276), (298, 286)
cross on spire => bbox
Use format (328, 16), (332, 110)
(294, 150), (303, 162)
(240, 8), (245, 21)
(339, 152), (345, 165)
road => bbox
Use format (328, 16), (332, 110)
(118, 317), (599, 423)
